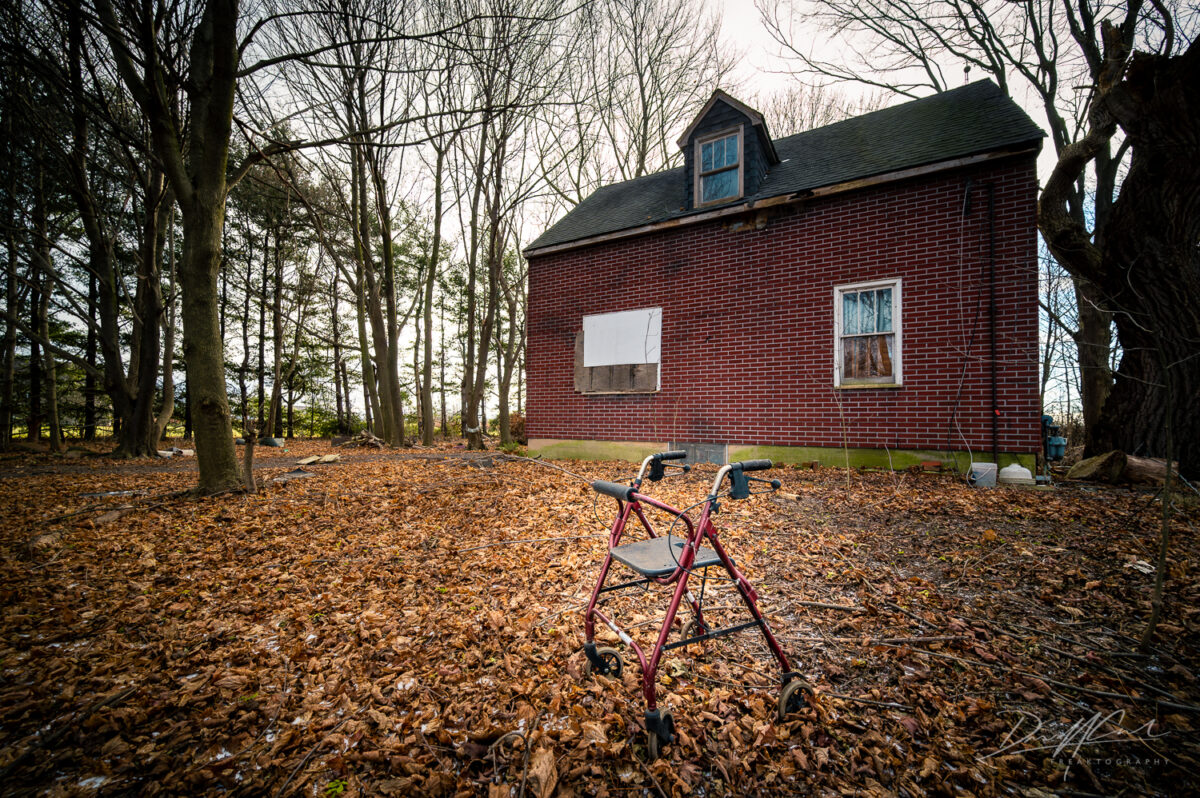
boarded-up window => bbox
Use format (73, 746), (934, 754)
(575, 308), (661, 394)
(835, 280), (902, 386)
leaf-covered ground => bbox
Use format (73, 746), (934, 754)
(2, 442), (1198, 797)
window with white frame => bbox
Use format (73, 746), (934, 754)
(695, 128), (742, 205)
(834, 279), (901, 386)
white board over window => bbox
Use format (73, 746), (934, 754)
(583, 308), (662, 367)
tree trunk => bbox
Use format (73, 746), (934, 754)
(84, 272), (97, 440)
(421, 147), (445, 446)
(0, 75), (15, 449)
(33, 212), (61, 452)
(27, 165), (44, 443)
(39, 282), (61, 452)
(339, 361), (351, 431)
(356, 279), (378, 433)
(466, 133), (507, 451)
(28, 278), (41, 442)
(155, 202), (178, 443)
(413, 310), (423, 440)
(115, 171), (166, 458)
(1, 178), (17, 449)
(258, 237), (267, 430)
(331, 268), (344, 433)
(1039, 34), (1200, 478)
(177, 198), (242, 491)
(286, 384), (294, 438)
(351, 143), (394, 441)
(360, 142), (402, 445)
(237, 231), (252, 427)
(1087, 45), (1200, 477)
(1073, 277), (1112, 453)
(183, 373), (192, 439)
(268, 225), (284, 438)
(439, 289), (447, 438)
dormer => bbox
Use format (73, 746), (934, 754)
(678, 90), (779, 210)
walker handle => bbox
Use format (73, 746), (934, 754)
(592, 480), (635, 502)
(656, 450), (687, 461)
(731, 459), (772, 472)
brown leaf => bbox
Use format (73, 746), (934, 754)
(528, 747), (558, 798)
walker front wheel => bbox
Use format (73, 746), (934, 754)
(584, 646), (624, 678)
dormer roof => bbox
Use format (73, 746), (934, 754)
(676, 89), (780, 164)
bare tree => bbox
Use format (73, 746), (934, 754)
(540, 0), (734, 210)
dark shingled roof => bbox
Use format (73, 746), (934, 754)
(526, 80), (1043, 253)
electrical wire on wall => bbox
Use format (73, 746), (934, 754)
(943, 178), (987, 477)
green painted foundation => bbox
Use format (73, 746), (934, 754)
(529, 438), (1036, 473)
(529, 439), (669, 462)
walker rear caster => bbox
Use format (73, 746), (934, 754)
(777, 675), (816, 721)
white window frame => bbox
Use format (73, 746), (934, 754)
(693, 125), (744, 207)
(833, 278), (903, 387)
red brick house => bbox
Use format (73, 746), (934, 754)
(523, 81), (1045, 469)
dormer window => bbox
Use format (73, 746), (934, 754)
(696, 127), (742, 205)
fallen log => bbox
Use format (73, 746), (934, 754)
(1067, 450), (1126, 483)
(1067, 450), (1175, 485)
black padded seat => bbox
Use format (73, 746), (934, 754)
(610, 535), (722, 577)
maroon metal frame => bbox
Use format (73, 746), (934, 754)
(583, 470), (793, 712)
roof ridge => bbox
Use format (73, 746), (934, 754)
(772, 79), (1002, 149)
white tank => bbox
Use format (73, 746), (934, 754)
(998, 463), (1036, 485)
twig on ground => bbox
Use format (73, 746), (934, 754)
(634, 755), (670, 798)
(794, 600), (863, 612)
(883, 601), (927, 626)
(458, 534), (608, 553)
(789, 634), (968, 645)
(824, 692), (912, 710)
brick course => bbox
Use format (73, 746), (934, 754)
(526, 156), (1041, 457)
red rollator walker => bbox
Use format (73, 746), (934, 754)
(582, 451), (813, 759)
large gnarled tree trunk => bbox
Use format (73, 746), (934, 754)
(1040, 29), (1199, 476)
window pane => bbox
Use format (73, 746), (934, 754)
(843, 293), (860, 335)
(842, 334), (894, 379)
(876, 288), (892, 332)
(860, 290), (876, 333)
(701, 140), (714, 172)
(718, 134), (738, 167)
(702, 169), (738, 202)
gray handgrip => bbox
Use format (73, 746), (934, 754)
(657, 450), (687, 461)
(592, 480), (635, 501)
(731, 459), (773, 472)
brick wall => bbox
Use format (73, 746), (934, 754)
(526, 155), (1042, 456)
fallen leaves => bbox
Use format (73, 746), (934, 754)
(0, 445), (1198, 795)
